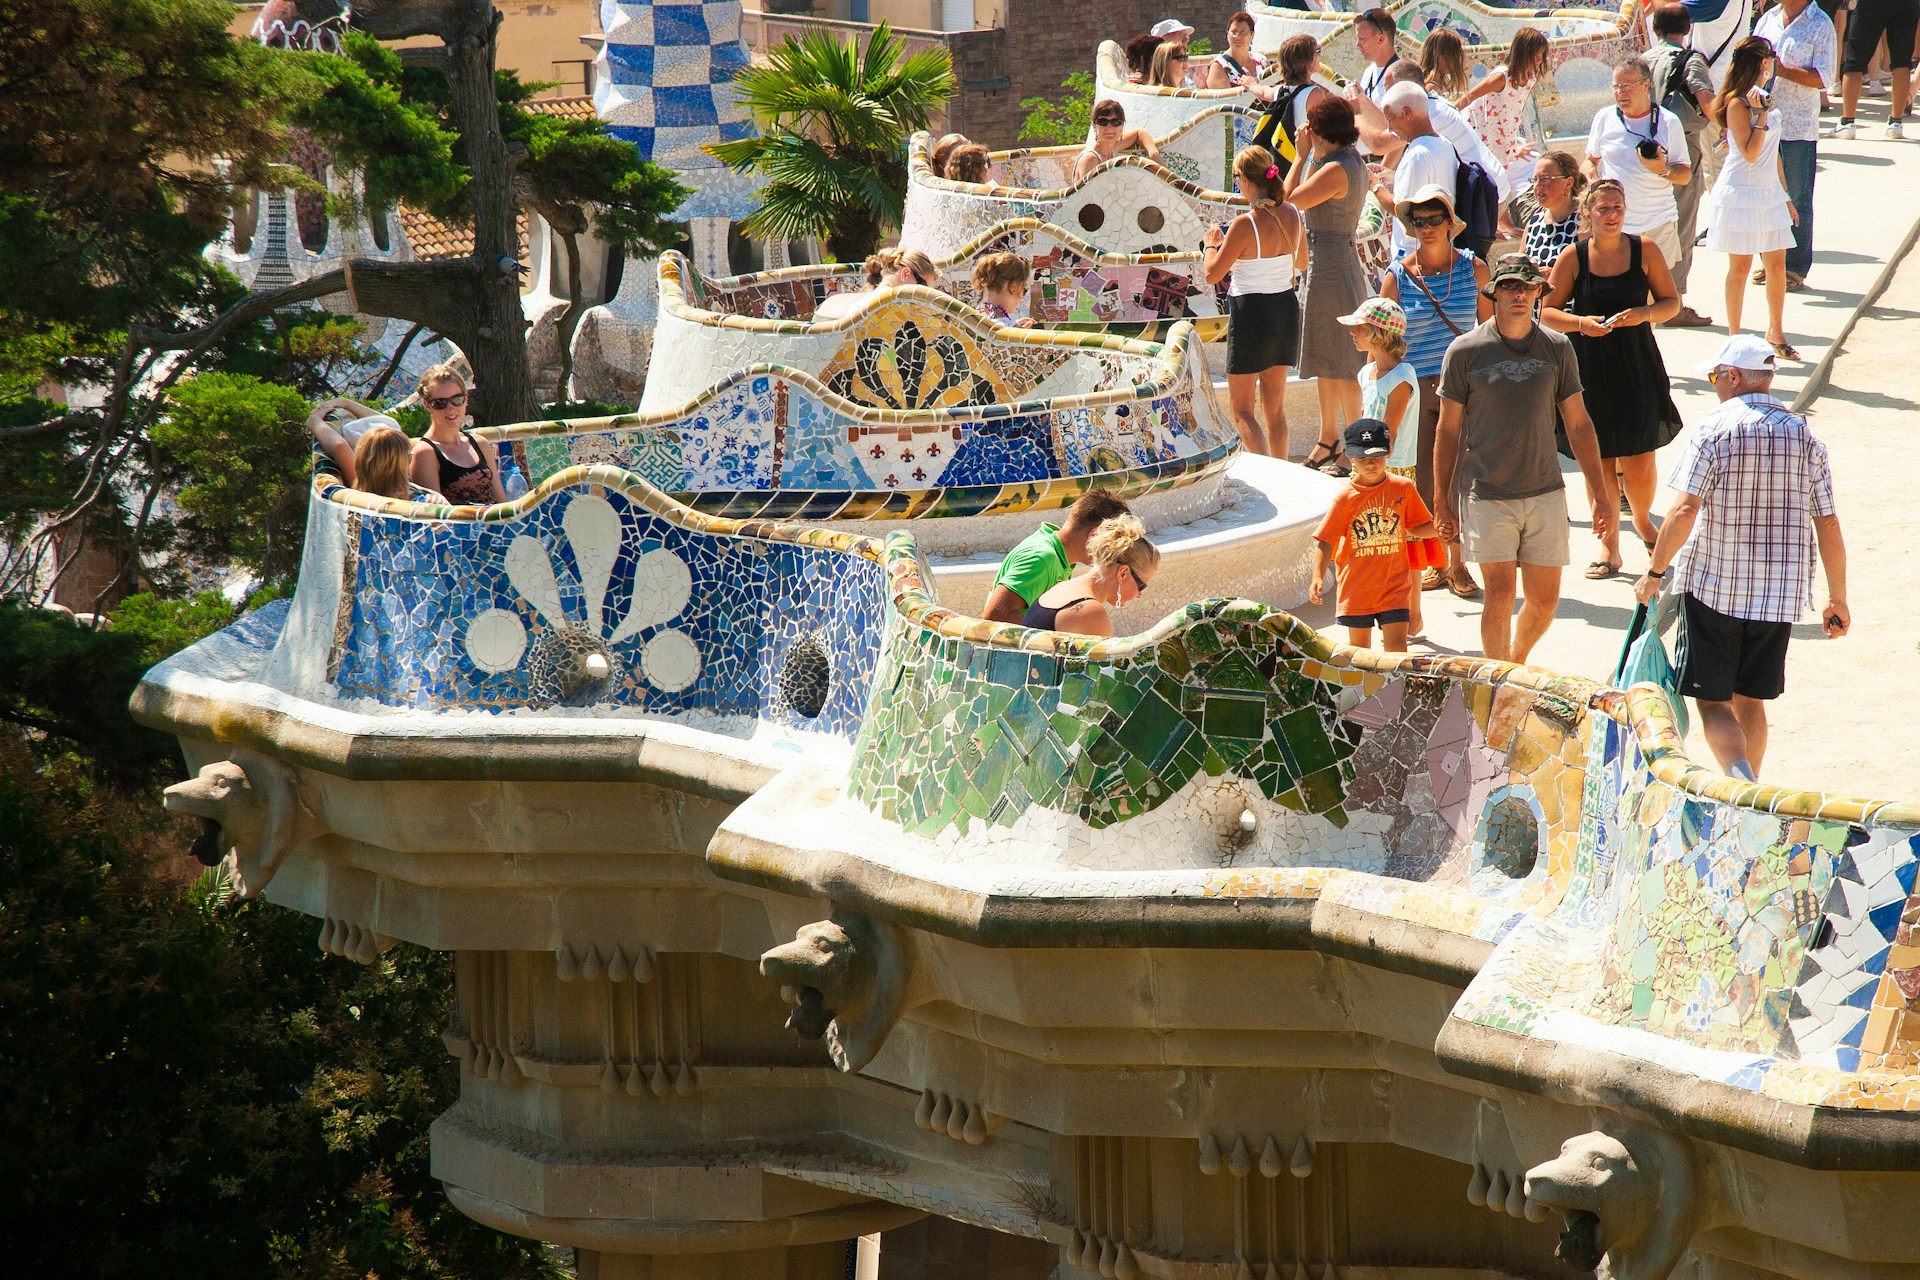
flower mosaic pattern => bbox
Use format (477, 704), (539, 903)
(825, 320), (1000, 411)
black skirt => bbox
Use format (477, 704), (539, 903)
(1226, 289), (1302, 375)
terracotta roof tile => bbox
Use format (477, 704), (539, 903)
(396, 204), (531, 263)
(521, 95), (596, 121)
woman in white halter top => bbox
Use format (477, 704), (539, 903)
(1203, 145), (1308, 458)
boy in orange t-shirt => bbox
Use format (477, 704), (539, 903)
(1309, 419), (1438, 653)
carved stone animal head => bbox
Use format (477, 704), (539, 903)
(1524, 1124), (1696, 1280)
(163, 750), (323, 897)
(760, 910), (907, 1073)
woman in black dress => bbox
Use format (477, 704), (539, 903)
(1540, 179), (1683, 579)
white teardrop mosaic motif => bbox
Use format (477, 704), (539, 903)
(475, 496), (701, 697)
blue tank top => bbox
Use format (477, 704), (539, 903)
(1391, 250), (1480, 377)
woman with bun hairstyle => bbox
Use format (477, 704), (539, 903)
(972, 251), (1033, 325)
(1204, 145), (1308, 458)
(1021, 514), (1161, 636)
(813, 246), (937, 321)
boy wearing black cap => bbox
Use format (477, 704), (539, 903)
(1309, 419), (1440, 653)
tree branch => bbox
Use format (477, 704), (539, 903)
(0, 412), (103, 441)
(367, 322), (428, 399)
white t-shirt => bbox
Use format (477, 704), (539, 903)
(1429, 94), (1513, 202)
(1390, 134), (1459, 255)
(1585, 105), (1692, 234)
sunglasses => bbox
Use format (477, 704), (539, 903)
(1408, 213), (1451, 229)
(1095, 117), (1124, 127)
(426, 391), (468, 410)
(1125, 566), (1147, 594)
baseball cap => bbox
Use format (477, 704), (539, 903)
(1336, 296), (1407, 338)
(1482, 253), (1547, 297)
(1343, 418), (1393, 457)
(1693, 333), (1778, 375)
(1149, 18), (1195, 38)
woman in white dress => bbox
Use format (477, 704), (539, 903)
(1705, 37), (1799, 360)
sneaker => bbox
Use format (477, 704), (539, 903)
(1833, 120), (1857, 139)
(1890, 119), (1907, 139)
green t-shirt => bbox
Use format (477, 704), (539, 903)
(992, 523), (1070, 607)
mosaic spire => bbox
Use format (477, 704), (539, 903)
(593, 0), (760, 219)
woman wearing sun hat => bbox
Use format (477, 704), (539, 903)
(1377, 184), (1490, 599)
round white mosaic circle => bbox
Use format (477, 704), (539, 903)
(464, 607), (528, 673)
(642, 628), (701, 693)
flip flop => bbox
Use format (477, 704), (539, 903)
(1584, 560), (1621, 580)
(1421, 567), (1448, 592)
(1446, 571), (1483, 600)
(1771, 340), (1802, 361)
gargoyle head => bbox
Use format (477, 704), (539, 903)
(163, 750), (322, 897)
(760, 909), (906, 1073)
(1524, 1123), (1696, 1280)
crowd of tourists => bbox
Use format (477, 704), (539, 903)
(977, 4), (1870, 776)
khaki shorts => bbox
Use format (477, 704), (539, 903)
(1462, 492), (1570, 566)
(1639, 220), (1681, 267)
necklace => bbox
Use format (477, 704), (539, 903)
(1409, 248), (1458, 301)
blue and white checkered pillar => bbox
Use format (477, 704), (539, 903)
(593, 1), (762, 223)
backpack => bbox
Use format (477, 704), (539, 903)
(1251, 85), (1310, 177)
(1652, 44), (1709, 133)
(1450, 147), (1501, 251)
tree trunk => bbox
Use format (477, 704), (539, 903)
(552, 220), (586, 398)
(343, 0), (536, 425)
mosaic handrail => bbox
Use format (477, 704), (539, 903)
(908, 114), (1253, 204)
(661, 217), (1228, 339)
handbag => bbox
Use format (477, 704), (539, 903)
(1612, 596), (1689, 735)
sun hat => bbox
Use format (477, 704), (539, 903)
(1150, 18), (1196, 38)
(1693, 333), (1778, 376)
(1481, 253), (1548, 297)
(1393, 184), (1466, 238)
(1343, 418), (1394, 457)
(1336, 296), (1407, 338)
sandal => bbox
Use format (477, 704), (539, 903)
(1770, 340), (1802, 361)
(1446, 570), (1482, 600)
(1302, 441), (1340, 471)
(1585, 559), (1621, 580)
(1421, 567), (1449, 592)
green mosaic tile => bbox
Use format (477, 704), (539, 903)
(1201, 693), (1265, 740)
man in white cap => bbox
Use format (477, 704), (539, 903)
(1636, 334), (1849, 782)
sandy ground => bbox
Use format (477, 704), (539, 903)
(1287, 114), (1920, 801)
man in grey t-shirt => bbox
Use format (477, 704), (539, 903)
(1434, 255), (1612, 664)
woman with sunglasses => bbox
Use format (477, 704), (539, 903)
(1021, 514), (1161, 637)
(1149, 40), (1193, 89)
(1076, 102), (1161, 182)
(409, 363), (505, 506)
(1522, 150), (1586, 270)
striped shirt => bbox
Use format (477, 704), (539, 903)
(1391, 249), (1481, 377)
(1668, 393), (1836, 623)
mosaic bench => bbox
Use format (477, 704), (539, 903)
(902, 117), (1257, 261)
(708, 524), (1920, 1140)
(1251, 0), (1643, 137)
(548, 261), (1243, 529)
(1092, 37), (1349, 139)
(665, 216), (1230, 343)
(143, 473), (1920, 1156)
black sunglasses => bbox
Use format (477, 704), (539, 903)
(1409, 213), (1450, 229)
(426, 391), (468, 410)
(1125, 566), (1147, 593)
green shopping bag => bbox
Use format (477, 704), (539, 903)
(1612, 597), (1689, 736)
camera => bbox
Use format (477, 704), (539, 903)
(1636, 140), (1662, 160)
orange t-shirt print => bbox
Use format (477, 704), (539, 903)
(1311, 475), (1432, 617)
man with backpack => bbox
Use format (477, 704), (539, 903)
(1374, 83), (1460, 256)
(1583, 58), (1694, 266)
(1649, 3), (1720, 325)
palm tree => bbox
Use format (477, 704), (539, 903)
(708, 23), (954, 263)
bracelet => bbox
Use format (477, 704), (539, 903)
(1647, 569), (1665, 579)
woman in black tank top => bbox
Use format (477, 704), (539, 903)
(409, 365), (504, 507)
(1020, 515), (1162, 637)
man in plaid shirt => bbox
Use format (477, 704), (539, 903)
(1637, 335), (1849, 782)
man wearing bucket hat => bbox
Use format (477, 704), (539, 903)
(1433, 254), (1612, 665)
(1634, 334), (1849, 782)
